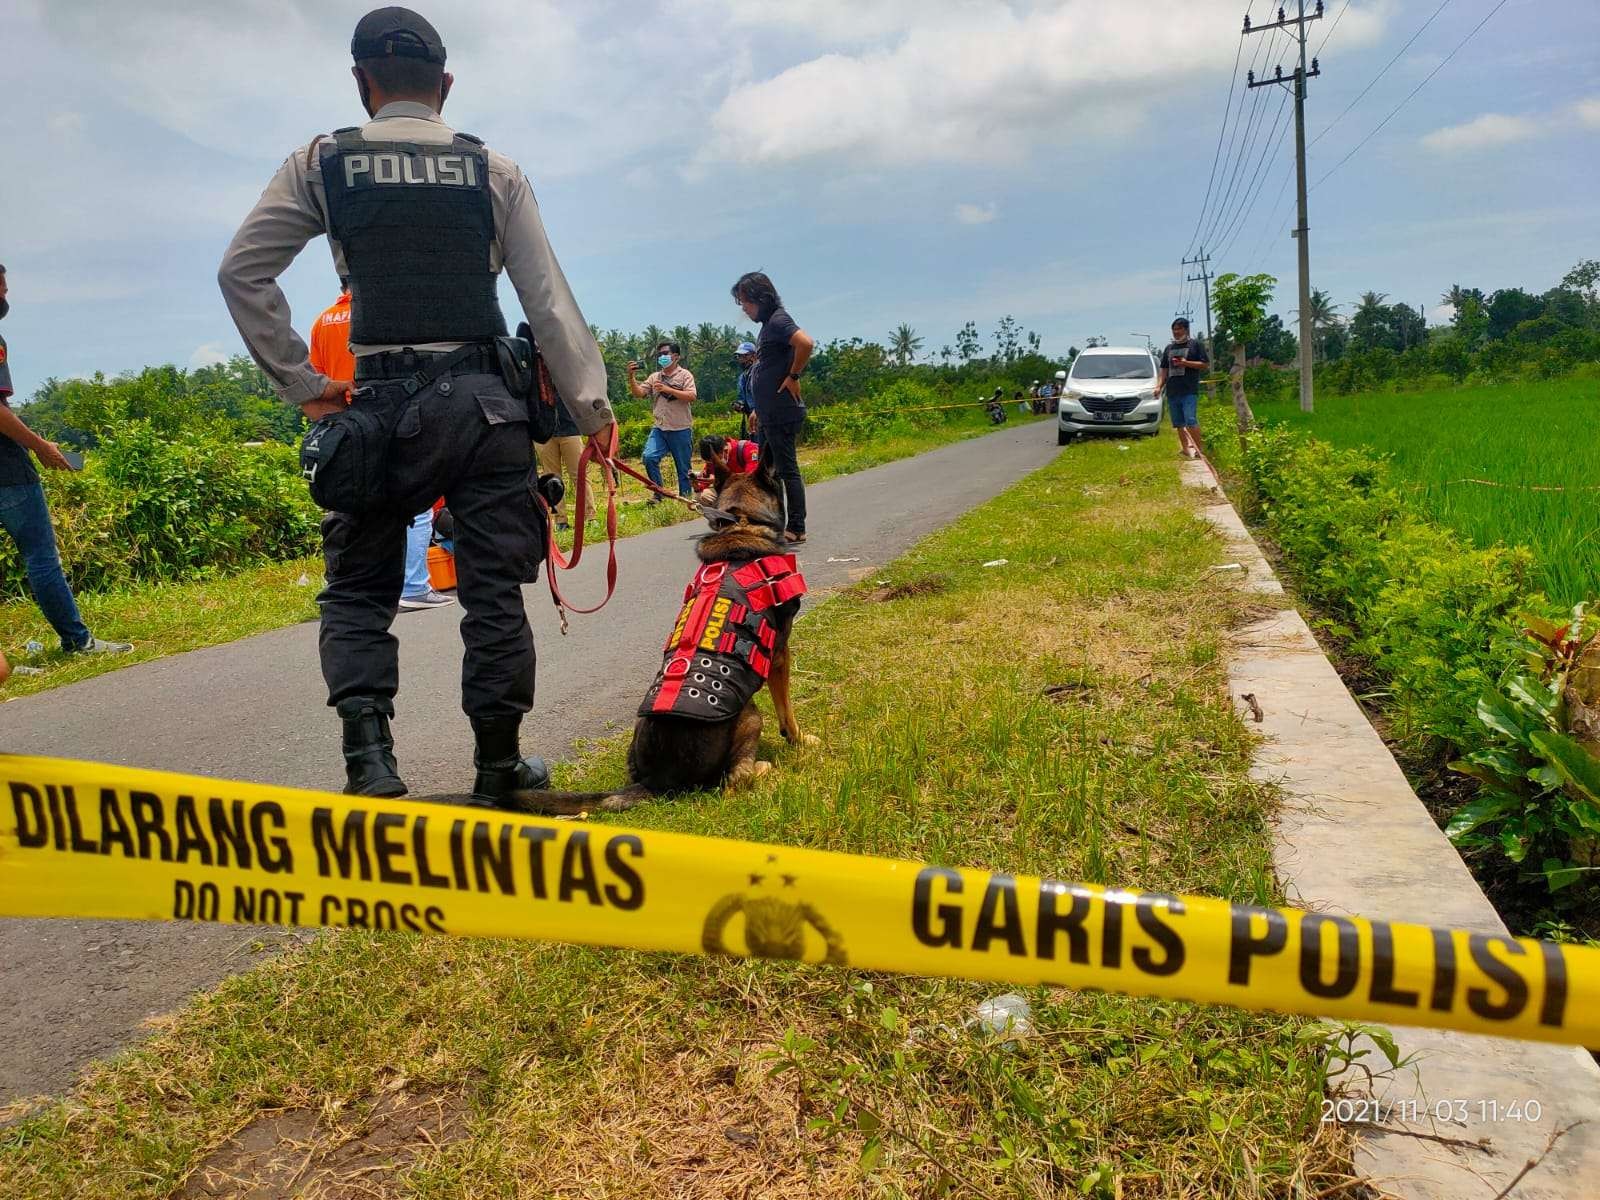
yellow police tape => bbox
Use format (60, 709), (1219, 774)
(2, 753), (1595, 1048)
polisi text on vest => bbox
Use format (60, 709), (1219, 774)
(341, 152), (480, 190)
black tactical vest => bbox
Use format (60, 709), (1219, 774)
(320, 128), (507, 345)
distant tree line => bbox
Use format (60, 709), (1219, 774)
(1207, 258), (1600, 395)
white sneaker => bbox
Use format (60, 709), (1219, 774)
(399, 589), (456, 611)
(71, 637), (133, 655)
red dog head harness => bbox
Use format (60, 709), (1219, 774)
(639, 553), (807, 722)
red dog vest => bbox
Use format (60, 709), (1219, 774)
(639, 554), (807, 722)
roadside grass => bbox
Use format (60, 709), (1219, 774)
(1237, 375), (1600, 604)
(0, 412), (1038, 701)
(0, 560), (323, 700)
(0, 434), (1363, 1198)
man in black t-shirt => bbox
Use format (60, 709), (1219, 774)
(1155, 316), (1209, 460)
(733, 270), (815, 544)
(0, 266), (132, 656)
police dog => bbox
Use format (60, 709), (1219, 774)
(510, 450), (814, 816)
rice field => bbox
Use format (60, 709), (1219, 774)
(1247, 373), (1600, 605)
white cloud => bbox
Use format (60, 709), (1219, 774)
(698, 1), (1257, 169)
(1420, 112), (1542, 154)
(1576, 98), (1600, 129)
(46, 111), (85, 138)
(24, 0), (703, 182)
(955, 202), (998, 225)
(189, 342), (232, 369)
(691, 0), (934, 44)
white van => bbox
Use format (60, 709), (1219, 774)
(1056, 346), (1161, 446)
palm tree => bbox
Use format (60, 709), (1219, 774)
(888, 323), (924, 367)
(1294, 288), (1343, 362)
(1355, 291), (1389, 315)
(639, 324), (665, 358)
(692, 322), (724, 362)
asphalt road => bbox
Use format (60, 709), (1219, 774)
(0, 421), (1060, 1104)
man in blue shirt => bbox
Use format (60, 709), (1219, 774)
(733, 340), (756, 438)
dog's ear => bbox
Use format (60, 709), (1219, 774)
(755, 445), (781, 492)
(709, 457), (732, 490)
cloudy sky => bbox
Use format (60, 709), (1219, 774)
(3, 0), (1595, 400)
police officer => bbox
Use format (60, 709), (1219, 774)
(218, 7), (615, 806)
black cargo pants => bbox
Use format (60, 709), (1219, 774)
(317, 371), (546, 719)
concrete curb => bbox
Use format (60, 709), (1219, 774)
(1180, 458), (1600, 1200)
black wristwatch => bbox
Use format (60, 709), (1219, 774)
(787, 372), (802, 381)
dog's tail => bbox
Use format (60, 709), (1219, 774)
(501, 784), (652, 816)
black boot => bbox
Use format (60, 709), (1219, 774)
(336, 696), (407, 798)
(469, 715), (551, 808)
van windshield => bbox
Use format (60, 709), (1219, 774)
(1071, 354), (1154, 380)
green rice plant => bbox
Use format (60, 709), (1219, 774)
(1235, 373), (1600, 604)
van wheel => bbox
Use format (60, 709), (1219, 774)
(1057, 429), (1070, 446)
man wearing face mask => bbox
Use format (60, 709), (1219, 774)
(625, 340), (697, 501)
(217, 7), (615, 806)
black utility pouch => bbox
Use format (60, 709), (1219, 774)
(505, 321), (562, 444)
(299, 391), (398, 513)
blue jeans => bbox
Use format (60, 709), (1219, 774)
(402, 507), (435, 598)
(0, 482), (92, 651)
(642, 426), (693, 496)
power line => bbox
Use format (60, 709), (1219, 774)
(1213, 94), (1294, 263)
(1313, 0), (1351, 56)
(1208, 84), (1291, 257)
(1244, 0), (1324, 413)
(1199, 32), (1285, 252)
(1240, 0), (1345, 272)
(1244, 162), (1297, 270)
(1194, 17), (1284, 252)
(1312, 0), (1510, 190)
(1186, 32), (1246, 258)
(1309, 0), (1454, 148)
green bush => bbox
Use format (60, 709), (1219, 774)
(1236, 425), (1554, 754)
(0, 423), (321, 600)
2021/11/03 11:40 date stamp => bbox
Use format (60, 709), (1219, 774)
(1321, 1097), (1544, 1125)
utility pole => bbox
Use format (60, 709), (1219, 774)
(1182, 247), (1214, 349)
(1247, 1), (1322, 412)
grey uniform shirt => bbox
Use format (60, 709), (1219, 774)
(217, 101), (613, 435)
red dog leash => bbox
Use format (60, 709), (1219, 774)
(536, 425), (703, 633)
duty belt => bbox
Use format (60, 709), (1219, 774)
(353, 344), (500, 383)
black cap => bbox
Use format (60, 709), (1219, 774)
(351, 7), (446, 65)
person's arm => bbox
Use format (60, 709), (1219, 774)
(0, 402), (71, 470)
(1154, 354), (1168, 398)
(499, 168), (615, 436)
(625, 365), (650, 399)
(217, 143), (345, 418)
(780, 328), (815, 402)
(657, 371), (697, 404)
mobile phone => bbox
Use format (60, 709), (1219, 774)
(61, 449), (84, 471)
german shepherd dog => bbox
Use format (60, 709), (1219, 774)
(506, 449), (814, 816)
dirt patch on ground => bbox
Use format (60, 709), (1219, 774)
(518, 1043), (860, 1197)
(174, 1082), (469, 1199)
(862, 575), (948, 603)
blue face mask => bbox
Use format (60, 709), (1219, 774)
(658, 354), (673, 368)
